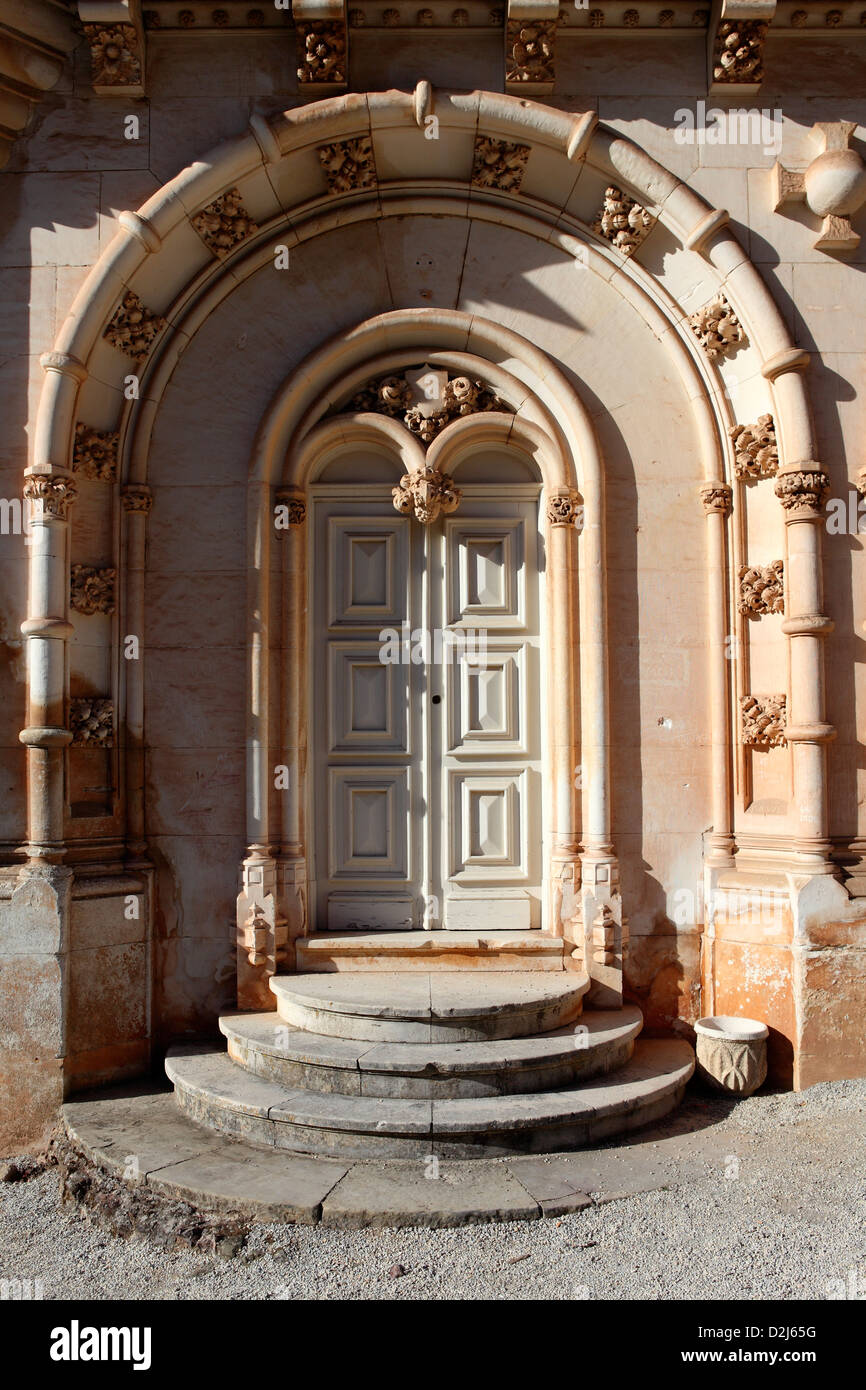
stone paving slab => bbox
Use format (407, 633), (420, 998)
(320, 1159), (542, 1229)
(147, 1146), (348, 1224)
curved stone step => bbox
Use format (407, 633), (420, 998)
(220, 1006), (643, 1098)
(269, 971), (589, 1042)
(166, 1038), (694, 1159)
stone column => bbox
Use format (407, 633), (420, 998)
(699, 481), (735, 866)
(120, 484), (151, 860)
(545, 487), (582, 958)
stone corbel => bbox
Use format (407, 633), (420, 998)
(707, 0), (776, 96)
(294, 0), (348, 91)
(79, 1), (146, 97)
(505, 0), (558, 96)
(772, 123), (866, 254)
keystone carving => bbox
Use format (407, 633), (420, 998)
(103, 291), (166, 363)
(23, 475), (77, 520)
(70, 565), (117, 616)
(688, 294), (746, 360)
(730, 415), (778, 480)
(505, 19), (556, 89)
(592, 186), (655, 256)
(392, 463), (461, 525)
(774, 469), (831, 514)
(191, 189), (258, 257)
(319, 137), (376, 194)
(296, 20), (347, 84)
(471, 136), (531, 193)
(73, 424), (118, 482)
(69, 697), (114, 747)
(741, 693), (786, 748)
(738, 561), (784, 617)
(347, 367), (508, 446)
(82, 23), (144, 92)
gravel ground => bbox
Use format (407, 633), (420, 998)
(2, 1079), (865, 1302)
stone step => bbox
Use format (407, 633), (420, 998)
(270, 971), (589, 1042)
(296, 931), (566, 973)
(166, 1038), (694, 1159)
(220, 1006), (643, 1098)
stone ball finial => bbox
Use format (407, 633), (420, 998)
(804, 147), (866, 219)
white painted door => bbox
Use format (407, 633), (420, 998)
(311, 485), (543, 931)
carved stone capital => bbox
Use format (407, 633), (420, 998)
(592, 185), (655, 257)
(699, 482), (733, 515)
(104, 290), (166, 363)
(70, 565), (117, 616)
(471, 136), (531, 193)
(275, 492), (307, 527)
(774, 468), (830, 515)
(741, 693), (786, 748)
(392, 464), (461, 525)
(319, 137), (376, 194)
(546, 488), (583, 527)
(738, 561), (784, 617)
(191, 188), (258, 257)
(23, 473), (77, 520)
(730, 414), (777, 480)
(69, 696), (114, 747)
(121, 485), (153, 514)
(73, 423), (118, 481)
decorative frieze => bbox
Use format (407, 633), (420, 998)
(319, 137), (376, 194)
(712, 18), (769, 85)
(699, 482), (733, 515)
(505, 19), (556, 90)
(730, 414), (778, 480)
(348, 368), (508, 446)
(191, 189), (258, 257)
(741, 693), (786, 748)
(774, 469), (831, 514)
(82, 22), (144, 95)
(103, 291), (166, 363)
(738, 561), (784, 617)
(392, 463), (461, 525)
(471, 137), (531, 194)
(70, 565), (117, 616)
(592, 186), (655, 256)
(23, 474), (77, 521)
(688, 294), (746, 360)
(547, 488), (583, 527)
(69, 697), (114, 747)
(296, 20), (347, 84)
(72, 424), (118, 482)
(121, 485), (153, 514)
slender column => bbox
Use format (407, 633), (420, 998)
(545, 487), (581, 883)
(699, 482), (735, 865)
(120, 485), (152, 859)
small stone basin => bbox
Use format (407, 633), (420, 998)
(694, 1015), (768, 1095)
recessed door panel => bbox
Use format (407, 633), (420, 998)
(328, 643), (408, 753)
(329, 768), (410, 879)
(329, 519), (408, 628)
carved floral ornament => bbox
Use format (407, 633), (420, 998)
(392, 463), (461, 525)
(73, 424), (118, 481)
(738, 561), (784, 618)
(774, 469), (831, 514)
(592, 186), (655, 257)
(712, 19), (769, 85)
(319, 137), (376, 195)
(69, 697), (114, 748)
(471, 137), (531, 193)
(505, 19), (556, 87)
(699, 482), (733, 515)
(296, 20), (347, 84)
(347, 366), (510, 445)
(547, 489), (583, 527)
(82, 23), (142, 88)
(688, 294), (746, 360)
(103, 291), (166, 363)
(730, 415), (778, 480)
(741, 693), (786, 748)
(70, 566), (116, 616)
(191, 189), (258, 257)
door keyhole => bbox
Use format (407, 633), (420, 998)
(431, 694), (441, 705)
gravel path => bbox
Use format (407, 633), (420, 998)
(2, 1079), (865, 1301)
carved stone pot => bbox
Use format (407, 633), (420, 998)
(693, 1016), (769, 1096)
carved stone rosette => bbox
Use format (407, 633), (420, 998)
(546, 488), (583, 527)
(69, 697), (114, 747)
(505, 19), (556, 88)
(774, 469), (831, 515)
(72, 423), (118, 482)
(104, 291), (166, 363)
(712, 19), (768, 85)
(23, 474), (77, 521)
(471, 137), (531, 193)
(347, 369), (508, 446)
(688, 294), (746, 360)
(191, 189), (258, 257)
(70, 565), (117, 616)
(82, 23), (143, 91)
(730, 415), (778, 480)
(318, 137), (376, 195)
(296, 20), (347, 84)
(741, 693), (787, 748)
(392, 464), (461, 525)
(738, 561), (784, 617)
(592, 186), (655, 257)
(121, 486), (153, 514)
(699, 482), (733, 515)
